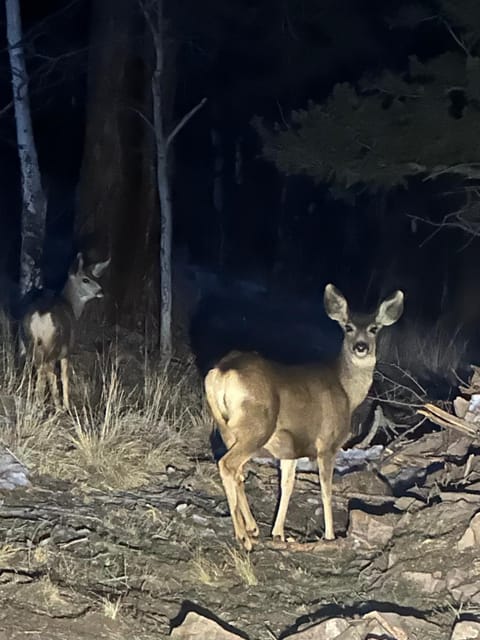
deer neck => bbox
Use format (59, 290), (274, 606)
(336, 347), (375, 412)
(62, 277), (86, 319)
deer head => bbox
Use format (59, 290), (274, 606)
(324, 284), (404, 365)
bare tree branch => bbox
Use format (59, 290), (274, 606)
(166, 97), (207, 150)
(126, 106), (156, 134)
(440, 17), (470, 57)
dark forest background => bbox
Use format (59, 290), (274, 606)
(1, 0), (480, 393)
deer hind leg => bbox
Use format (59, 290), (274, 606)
(236, 472), (259, 539)
(60, 357), (70, 410)
(215, 429), (259, 540)
(317, 451), (336, 540)
(271, 458), (297, 541)
(218, 438), (262, 552)
(45, 362), (61, 410)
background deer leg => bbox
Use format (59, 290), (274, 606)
(317, 451), (336, 540)
(45, 362), (61, 410)
(271, 458), (297, 541)
(60, 357), (70, 410)
(35, 362), (47, 404)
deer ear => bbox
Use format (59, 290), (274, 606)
(71, 252), (84, 274)
(376, 290), (404, 326)
(324, 283), (349, 325)
(91, 257), (111, 278)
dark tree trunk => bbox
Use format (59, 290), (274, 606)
(77, 0), (157, 323)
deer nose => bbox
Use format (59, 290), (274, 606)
(354, 341), (369, 355)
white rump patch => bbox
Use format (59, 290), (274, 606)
(29, 312), (56, 351)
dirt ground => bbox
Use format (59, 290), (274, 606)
(1, 428), (480, 640)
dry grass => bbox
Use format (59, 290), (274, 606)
(225, 546), (259, 586)
(189, 543), (260, 587)
(0, 543), (18, 565)
(39, 576), (66, 607)
(0, 313), (206, 491)
(102, 595), (123, 620)
(190, 547), (224, 586)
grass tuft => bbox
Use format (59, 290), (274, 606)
(226, 546), (258, 586)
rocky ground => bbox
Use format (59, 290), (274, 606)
(1, 425), (480, 639)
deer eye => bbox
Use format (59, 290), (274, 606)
(345, 324), (354, 333)
(368, 325), (378, 335)
(82, 277), (90, 284)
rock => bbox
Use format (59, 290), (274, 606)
(451, 620), (480, 639)
(454, 397), (470, 419)
(192, 514), (209, 526)
(170, 611), (243, 639)
(348, 510), (394, 547)
(379, 463), (428, 494)
(288, 617), (351, 639)
(464, 394), (480, 424)
(446, 567), (480, 604)
(402, 570), (446, 595)
(0, 449), (30, 490)
(289, 611), (439, 639)
(446, 436), (474, 458)
(394, 496), (424, 511)
(176, 503), (188, 514)
(363, 612), (439, 640)
(458, 512), (480, 550)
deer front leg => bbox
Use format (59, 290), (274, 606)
(271, 458), (297, 541)
(317, 452), (336, 540)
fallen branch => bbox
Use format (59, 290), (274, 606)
(418, 403), (479, 437)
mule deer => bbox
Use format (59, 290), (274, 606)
(22, 253), (110, 410)
(205, 284), (404, 550)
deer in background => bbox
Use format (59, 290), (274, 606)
(21, 253), (110, 411)
(205, 284), (404, 550)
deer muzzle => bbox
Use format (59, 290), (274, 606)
(353, 341), (369, 356)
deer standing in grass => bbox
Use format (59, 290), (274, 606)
(22, 253), (110, 411)
(205, 284), (404, 550)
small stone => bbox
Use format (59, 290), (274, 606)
(176, 503), (188, 514)
(192, 514), (209, 526)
